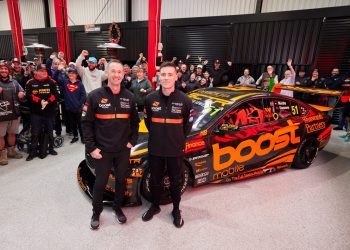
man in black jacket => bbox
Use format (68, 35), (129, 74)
(142, 61), (193, 228)
(25, 64), (59, 161)
(82, 60), (139, 230)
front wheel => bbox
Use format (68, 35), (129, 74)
(292, 138), (318, 169)
(141, 162), (190, 205)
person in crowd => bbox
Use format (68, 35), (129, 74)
(25, 64), (59, 161)
(279, 59), (296, 98)
(236, 68), (256, 88)
(179, 63), (190, 82)
(97, 58), (107, 71)
(11, 58), (30, 89)
(129, 67), (153, 111)
(0, 62), (25, 165)
(131, 65), (139, 80)
(122, 64), (132, 89)
(189, 64), (195, 75)
(325, 68), (344, 129)
(61, 68), (86, 143)
(302, 69), (325, 88)
(195, 64), (204, 82)
(256, 65), (279, 91)
(198, 77), (209, 88)
(209, 59), (228, 87)
(82, 60), (139, 230)
(142, 61), (193, 228)
(76, 50), (107, 93)
(68, 62), (76, 69)
(295, 69), (307, 86)
(203, 71), (211, 84)
(186, 73), (198, 91)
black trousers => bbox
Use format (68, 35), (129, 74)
(66, 110), (82, 138)
(149, 154), (183, 209)
(92, 149), (130, 214)
(30, 113), (55, 154)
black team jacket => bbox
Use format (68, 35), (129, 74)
(82, 86), (140, 154)
(144, 88), (193, 157)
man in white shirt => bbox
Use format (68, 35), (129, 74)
(76, 50), (107, 93)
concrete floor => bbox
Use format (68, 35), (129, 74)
(0, 130), (350, 250)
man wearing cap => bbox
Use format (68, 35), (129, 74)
(61, 68), (86, 143)
(209, 59), (228, 87)
(76, 50), (107, 93)
(25, 64), (59, 161)
(130, 67), (153, 111)
(0, 62), (25, 165)
(195, 64), (204, 82)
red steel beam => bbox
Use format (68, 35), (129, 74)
(54, 0), (71, 62)
(148, 0), (162, 87)
(7, 0), (24, 60)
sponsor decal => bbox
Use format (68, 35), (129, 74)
(130, 167), (143, 178)
(152, 101), (160, 107)
(100, 98), (108, 104)
(302, 114), (323, 123)
(200, 130), (208, 137)
(212, 120), (300, 171)
(99, 103), (111, 108)
(172, 102), (183, 107)
(194, 160), (207, 167)
(306, 122), (326, 133)
(195, 171), (209, 179)
(38, 88), (50, 94)
(129, 158), (141, 165)
(213, 165), (245, 180)
(195, 167), (208, 173)
(189, 153), (209, 161)
(120, 101), (130, 109)
(196, 177), (207, 184)
(151, 106), (162, 112)
(233, 169), (263, 181)
(171, 106), (182, 114)
(185, 139), (206, 152)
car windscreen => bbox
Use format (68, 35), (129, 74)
(191, 99), (225, 132)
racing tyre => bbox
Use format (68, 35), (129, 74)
(292, 138), (318, 169)
(141, 162), (190, 205)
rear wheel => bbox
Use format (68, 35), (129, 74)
(141, 162), (190, 205)
(292, 138), (318, 169)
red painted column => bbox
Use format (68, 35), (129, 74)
(54, 0), (71, 62)
(7, 0), (24, 60)
(148, 0), (162, 87)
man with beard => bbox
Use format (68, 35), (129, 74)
(76, 50), (107, 93)
(0, 63), (25, 165)
(25, 64), (59, 161)
(82, 60), (139, 230)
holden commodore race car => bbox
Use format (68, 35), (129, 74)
(77, 86), (343, 206)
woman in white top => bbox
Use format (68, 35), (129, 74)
(280, 59), (296, 98)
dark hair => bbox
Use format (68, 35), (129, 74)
(108, 59), (123, 67)
(160, 61), (176, 71)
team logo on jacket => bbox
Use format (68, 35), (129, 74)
(100, 98), (108, 104)
(152, 101), (160, 107)
(66, 84), (78, 93)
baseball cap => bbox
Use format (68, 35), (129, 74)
(214, 59), (220, 64)
(197, 64), (203, 68)
(12, 58), (20, 63)
(68, 67), (78, 74)
(87, 57), (97, 63)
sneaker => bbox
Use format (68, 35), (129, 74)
(115, 207), (127, 224)
(172, 209), (184, 228)
(345, 137), (350, 142)
(26, 154), (37, 161)
(90, 213), (100, 230)
(333, 127), (343, 130)
(49, 149), (58, 156)
(142, 205), (161, 222)
(70, 137), (79, 144)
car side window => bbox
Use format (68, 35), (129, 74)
(263, 98), (294, 122)
(220, 99), (264, 131)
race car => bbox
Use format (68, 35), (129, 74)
(77, 86), (342, 206)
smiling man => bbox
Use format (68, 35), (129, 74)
(142, 61), (193, 228)
(82, 60), (139, 230)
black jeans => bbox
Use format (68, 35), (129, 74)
(149, 154), (183, 209)
(66, 110), (82, 138)
(92, 149), (130, 214)
(30, 113), (55, 154)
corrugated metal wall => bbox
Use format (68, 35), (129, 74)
(315, 17), (350, 76)
(230, 19), (322, 80)
(48, 0), (126, 27)
(132, 0), (257, 21)
(0, 35), (14, 60)
(262, 0), (350, 13)
(0, 1), (11, 31)
(19, 0), (46, 29)
(165, 25), (231, 67)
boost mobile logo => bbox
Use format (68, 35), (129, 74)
(212, 120), (300, 171)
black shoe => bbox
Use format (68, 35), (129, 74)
(142, 205), (161, 222)
(172, 209), (184, 228)
(90, 213), (100, 230)
(70, 137), (79, 144)
(333, 127), (343, 130)
(26, 154), (36, 161)
(115, 207), (127, 224)
(49, 149), (58, 155)
(39, 153), (47, 159)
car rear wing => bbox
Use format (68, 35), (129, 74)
(272, 84), (344, 112)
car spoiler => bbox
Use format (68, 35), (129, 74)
(272, 84), (344, 112)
